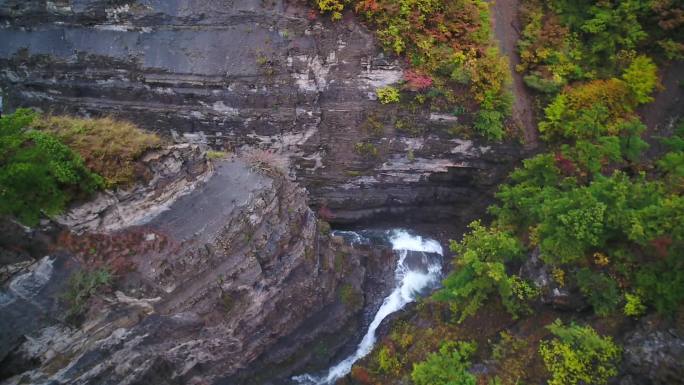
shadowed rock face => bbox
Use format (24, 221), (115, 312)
(0, 155), (390, 385)
(57, 143), (213, 233)
(0, 0), (524, 229)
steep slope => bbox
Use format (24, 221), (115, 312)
(0, 148), (390, 384)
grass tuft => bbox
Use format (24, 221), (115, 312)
(32, 116), (163, 187)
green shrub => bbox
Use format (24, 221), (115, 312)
(491, 331), (531, 385)
(361, 114), (385, 136)
(377, 346), (401, 375)
(659, 38), (684, 60)
(622, 55), (659, 105)
(318, 220), (332, 236)
(524, 73), (564, 94)
(575, 268), (620, 316)
(0, 109), (103, 226)
(435, 221), (532, 322)
(315, 0), (345, 20)
(539, 320), (621, 385)
(376, 86), (400, 104)
(389, 322), (414, 350)
(635, 259), (684, 316)
(207, 150), (229, 159)
(354, 142), (379, 157)
(63, 268), (112, 323)
(623, 292), (646, 317)
(338, 283), (362, 308)
(472, 87), (512, 141)
(473, 108), (505, 141)
(411, 341), (477, 385)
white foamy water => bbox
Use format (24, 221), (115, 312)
(293, 230), (443, 385)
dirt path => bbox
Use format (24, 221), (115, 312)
(490, 0), (540, 149)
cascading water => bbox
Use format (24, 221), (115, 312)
(293, 229), (444, 385)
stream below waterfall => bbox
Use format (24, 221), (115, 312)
(292, 229), (444, 385)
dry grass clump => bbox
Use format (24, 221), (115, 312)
(242, 148), (288, 176)
(207, 150), (230, 160)
(32, 116), (163, 187)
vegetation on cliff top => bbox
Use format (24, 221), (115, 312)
(33, 115), (162, 188)
(0, 109), (161, 226)
(0, 109), (103, 226)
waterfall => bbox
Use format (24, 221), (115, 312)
(292, 229), (443, 385)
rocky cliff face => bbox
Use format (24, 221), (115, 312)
(0, 1), (527, 383)
(57, 143), (213, 233)
(0, 0), (524, 228)
(0, 148), (393, 385)
(621, 319), (684, 385)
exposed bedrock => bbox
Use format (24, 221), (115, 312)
(0, 0), (525, 228)
(0, 148), (395, 384)
(620, 317), (684, 385)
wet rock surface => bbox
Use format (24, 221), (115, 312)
(0, 0), (524, 229)
(0, 255), (78, 370)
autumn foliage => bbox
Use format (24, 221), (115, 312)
(404, 70), (433, 91)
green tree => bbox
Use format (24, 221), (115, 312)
(539, 320), (621, 385)
(435, 221), (533, 322)
(618, 119), (649, 162)
(376, 86), (400, 104)
(538, 188), (607, 264)
(622, 55), (659, 104)
(538, 78), (633, 141)
(561, 137), (621, 175)
(411, 341), (477, 385)
(490, 153), (562, 229)
(551, 0), (649, 69)
(575, 268), (620, 316)
(636, 257), (684, 315)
